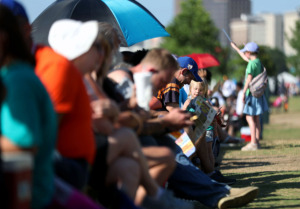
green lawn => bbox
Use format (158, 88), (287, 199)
(220, 96), (300, 209)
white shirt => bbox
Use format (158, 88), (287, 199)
(222, 80), (236, 97)
(236, 90), (244, 116)
(212, 91), (225, 107)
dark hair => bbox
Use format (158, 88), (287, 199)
(121, 51), (134, 63)
(249, 51), (258, 55)
(205, 69), (212, 84)
(128, 49), (149, 66)
(237, 82), (243, 88)
(0, 5), (35, 66)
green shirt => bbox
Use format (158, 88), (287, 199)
(245, 58), (262, 96)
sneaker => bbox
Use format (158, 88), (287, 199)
(221, 136), (245, 147)
(223, 136), (244, 144)
(142, 189), (195, 209)
(209, 170), (236, 186)
(241, 143), (259, 151)
(218, 186), (259, 209)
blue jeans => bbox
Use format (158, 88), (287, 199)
(168, 145), (230, 208)
(54, 151), (89, 190)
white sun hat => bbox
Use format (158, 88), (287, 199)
(48, 19), (98, 60)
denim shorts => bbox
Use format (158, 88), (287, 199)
(243, 94), (269, 116)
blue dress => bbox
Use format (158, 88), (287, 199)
(243, 94), (269, 115)
(243, 58), (269, 115)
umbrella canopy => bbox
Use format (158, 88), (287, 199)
(31, 0), (170, 47)
(185, 53), (220, 69)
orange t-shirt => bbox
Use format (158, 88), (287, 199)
(35, 46), (95, 164)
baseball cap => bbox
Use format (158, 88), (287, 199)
(0, 0), (28, 21)
(240, 42), (259, 53)
(177, 56), (202, 82)
(48, 19), (99, 60)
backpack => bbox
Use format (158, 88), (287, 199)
(249, 64), (268, 98)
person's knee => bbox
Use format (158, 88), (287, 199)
(110, 127), (139, 147)
(119, 158), (140, 180)
(107, 157), (141, 184)
(159, 147), (176, 168)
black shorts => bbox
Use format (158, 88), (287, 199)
(139, 134), (177, 153)
(88, 133), (109, 191)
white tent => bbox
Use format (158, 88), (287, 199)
(277, 72), (298, 84)
(268, 72), (299, 93)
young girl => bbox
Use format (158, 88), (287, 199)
(182, 79), (208, 110)
(182, 79), (216, 174)
(182, 79), (237, 185)
(231, 42), (269, 151)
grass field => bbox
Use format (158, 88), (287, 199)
(219, 96), (300, 209)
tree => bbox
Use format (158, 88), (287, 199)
(286, 19), (300, 75)
(288, 20), (300, 54)
(161, 0), (220, 56)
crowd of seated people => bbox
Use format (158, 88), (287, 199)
(0, 1), (260, 209)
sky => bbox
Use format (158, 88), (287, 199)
(19, 0), (300, 26)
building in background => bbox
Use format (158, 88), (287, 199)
(203, 0), (251, 46)
(175, 0), (251, 46)
(230, 15), (264, 45)
(230, 13), (283, 51)
(230, 11), (300, 56)
(261, 13), (284, 51)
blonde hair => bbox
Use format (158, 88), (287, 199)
(93, 29), (112, 81)
(140, 48), (179, 72)
(97, 22), (120, 51)
(189, 78), (208, 98)
(94, 22), (122, 82)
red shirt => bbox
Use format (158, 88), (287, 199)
(35, 46), (95, 164)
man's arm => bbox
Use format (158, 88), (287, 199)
(141, 108), (194, 136)
(165, 102), (179, 112)
(149, 110), (168, 118)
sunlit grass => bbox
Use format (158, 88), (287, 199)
(220, 96), (300, 209)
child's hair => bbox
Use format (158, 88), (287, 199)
(249, 51), (258, 55)
(189, 78), (208, 98)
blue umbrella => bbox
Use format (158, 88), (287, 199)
(31, 0), (170, 47)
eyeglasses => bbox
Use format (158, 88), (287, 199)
(92, 42), (103, 55)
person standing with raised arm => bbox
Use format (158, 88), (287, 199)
(231, 42), (269, 151)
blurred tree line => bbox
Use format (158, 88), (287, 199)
(287, 19), (300, 75)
